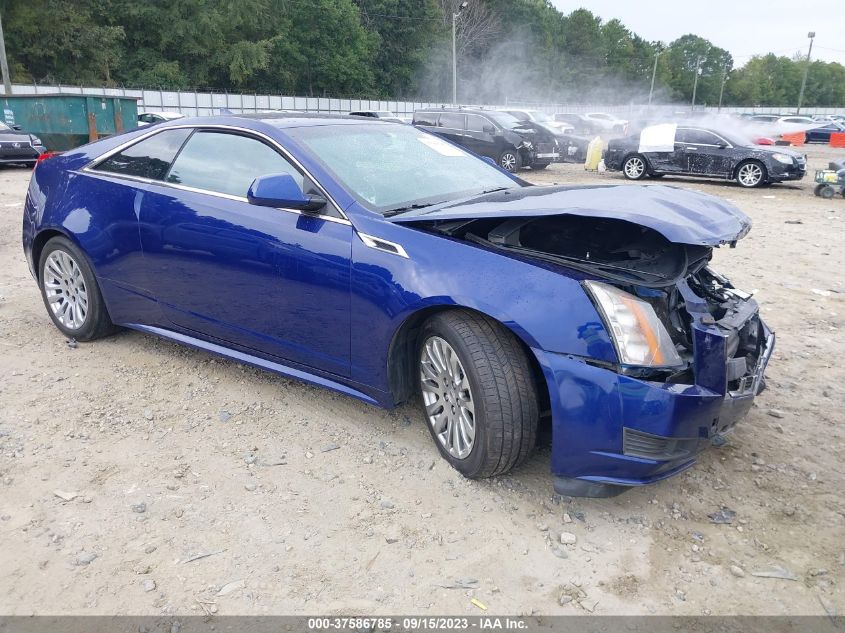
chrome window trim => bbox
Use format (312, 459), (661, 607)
(79, 169), (351, 226)
(80, 123), (351, 224)
(357, 232), (409, 259)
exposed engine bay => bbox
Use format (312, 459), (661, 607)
(422, 214), (765, 387)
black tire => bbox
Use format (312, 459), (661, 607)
(622, 154), (648, 180)
(417, 310), (538, 479)
(820, 185), (835, 199)
(38, 236), (117, 341)
(735, 160), (767, 188)
(530, 162), (550, 170)
(498, 150), (521, 172)
(814, 184), (826, 197)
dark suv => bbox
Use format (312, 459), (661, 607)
(412, 108), (559, 171)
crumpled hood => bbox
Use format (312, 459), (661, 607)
(389, 184), (751, 246)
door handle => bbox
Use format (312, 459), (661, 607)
(686, 146), (698, 151)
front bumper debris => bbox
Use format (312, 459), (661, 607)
(542, 288), (774, 498)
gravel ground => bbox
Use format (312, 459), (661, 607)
(0, 146), (843, 616)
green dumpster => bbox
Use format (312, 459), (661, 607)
(0, 94), (140, 151)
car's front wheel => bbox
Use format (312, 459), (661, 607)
(38, 236), (116, 341)
(735, 160), (766, 188)
(622, 154), (648, 180)
(498, 150), (521, 172)
(417, 310), (538, 479)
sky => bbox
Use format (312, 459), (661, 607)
(550, 0), (845, 67)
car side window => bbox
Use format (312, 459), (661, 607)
(438, 113), (465, 130)
(93, 128), (192, 180)
(466, 114), (490, 133)
(166, 131), (303, 198)
(677, 129), (723, 146)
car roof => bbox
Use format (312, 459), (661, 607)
(234, 111), (397, 128)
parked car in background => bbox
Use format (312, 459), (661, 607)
(583, 112), (628, 134)
(0, 121), (46, 166)
(412, 108), (559, 171)
(748, 114), (782, 123)
(137, 111), (185, 127)
(501, 109), (574, 133)
(804, 121), (845, 143)
(23, 113), (773, 497)
(553, 112), (596, 135)
(501, 110), (589, 163)
(349, 110), (404, 122)
(605, 125), (806, 188)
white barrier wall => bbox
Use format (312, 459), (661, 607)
(7, 83), (845, 117)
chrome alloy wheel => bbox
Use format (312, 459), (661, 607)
(500, 152), (518, 171)
(420, 336), (476, 459)
(623, 156), (645, 178)
(43, 251), (88, 330)
(737, 162), (763, 187)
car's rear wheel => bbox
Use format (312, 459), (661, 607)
(499, 150), (521, 172)
(417, 310), (538, 479)
(38, 236), (116, 341)
(622, 154), (647, 180)
(735, 160), (766, 188)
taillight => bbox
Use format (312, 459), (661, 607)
(36, 151), (61, 164)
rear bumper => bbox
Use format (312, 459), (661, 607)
(539, 317), (774, 497)
(0, 145), (44, 163)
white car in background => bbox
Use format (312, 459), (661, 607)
(501, 109), (575, 134)
(582, 112), (628, 133)
(137, 111), (185, 127)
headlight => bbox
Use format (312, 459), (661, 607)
(771, 153), (793, 165)
(520, 141), (533, 150)
(583, 280), (683, 368)
(30, 135), (42, 146)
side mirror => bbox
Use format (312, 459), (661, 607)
(12, 125), (22, 131)
(247, 173), (326, 212)
(482, 124), (496, 134)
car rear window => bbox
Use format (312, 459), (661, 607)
(165, 130), (302, 197)
(93, 128), (192, 180)
(413, 112), (438, 126)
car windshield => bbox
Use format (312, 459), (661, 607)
(283, 122), (519, 214)
(484, 111), (525, 130)
(529, 111), (553, 123)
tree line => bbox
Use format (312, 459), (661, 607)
(3, 0), (844, 107)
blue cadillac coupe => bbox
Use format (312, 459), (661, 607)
(22, 114), (774, 497)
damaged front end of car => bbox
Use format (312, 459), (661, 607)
(391, 185), (774, 496)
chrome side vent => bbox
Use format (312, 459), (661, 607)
(358, 233), (409, 258)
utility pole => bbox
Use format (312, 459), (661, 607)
(648, 51), (660, 106)
(451, 2), (468, 105)
(691, 56), (703, 109)
(0, 12), (11, 96)
(796, 31), (815, 114)
(717, 62), (728, 111)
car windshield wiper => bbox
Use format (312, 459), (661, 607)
(382, 202), (443, 218)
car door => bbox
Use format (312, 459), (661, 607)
(677, 129), (733, 176)
(436, 112), (466, 147)
(463, 114), (498, 159)
(138, 128), (353, 377)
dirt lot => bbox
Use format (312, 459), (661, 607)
(0, 146), (843, 617)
